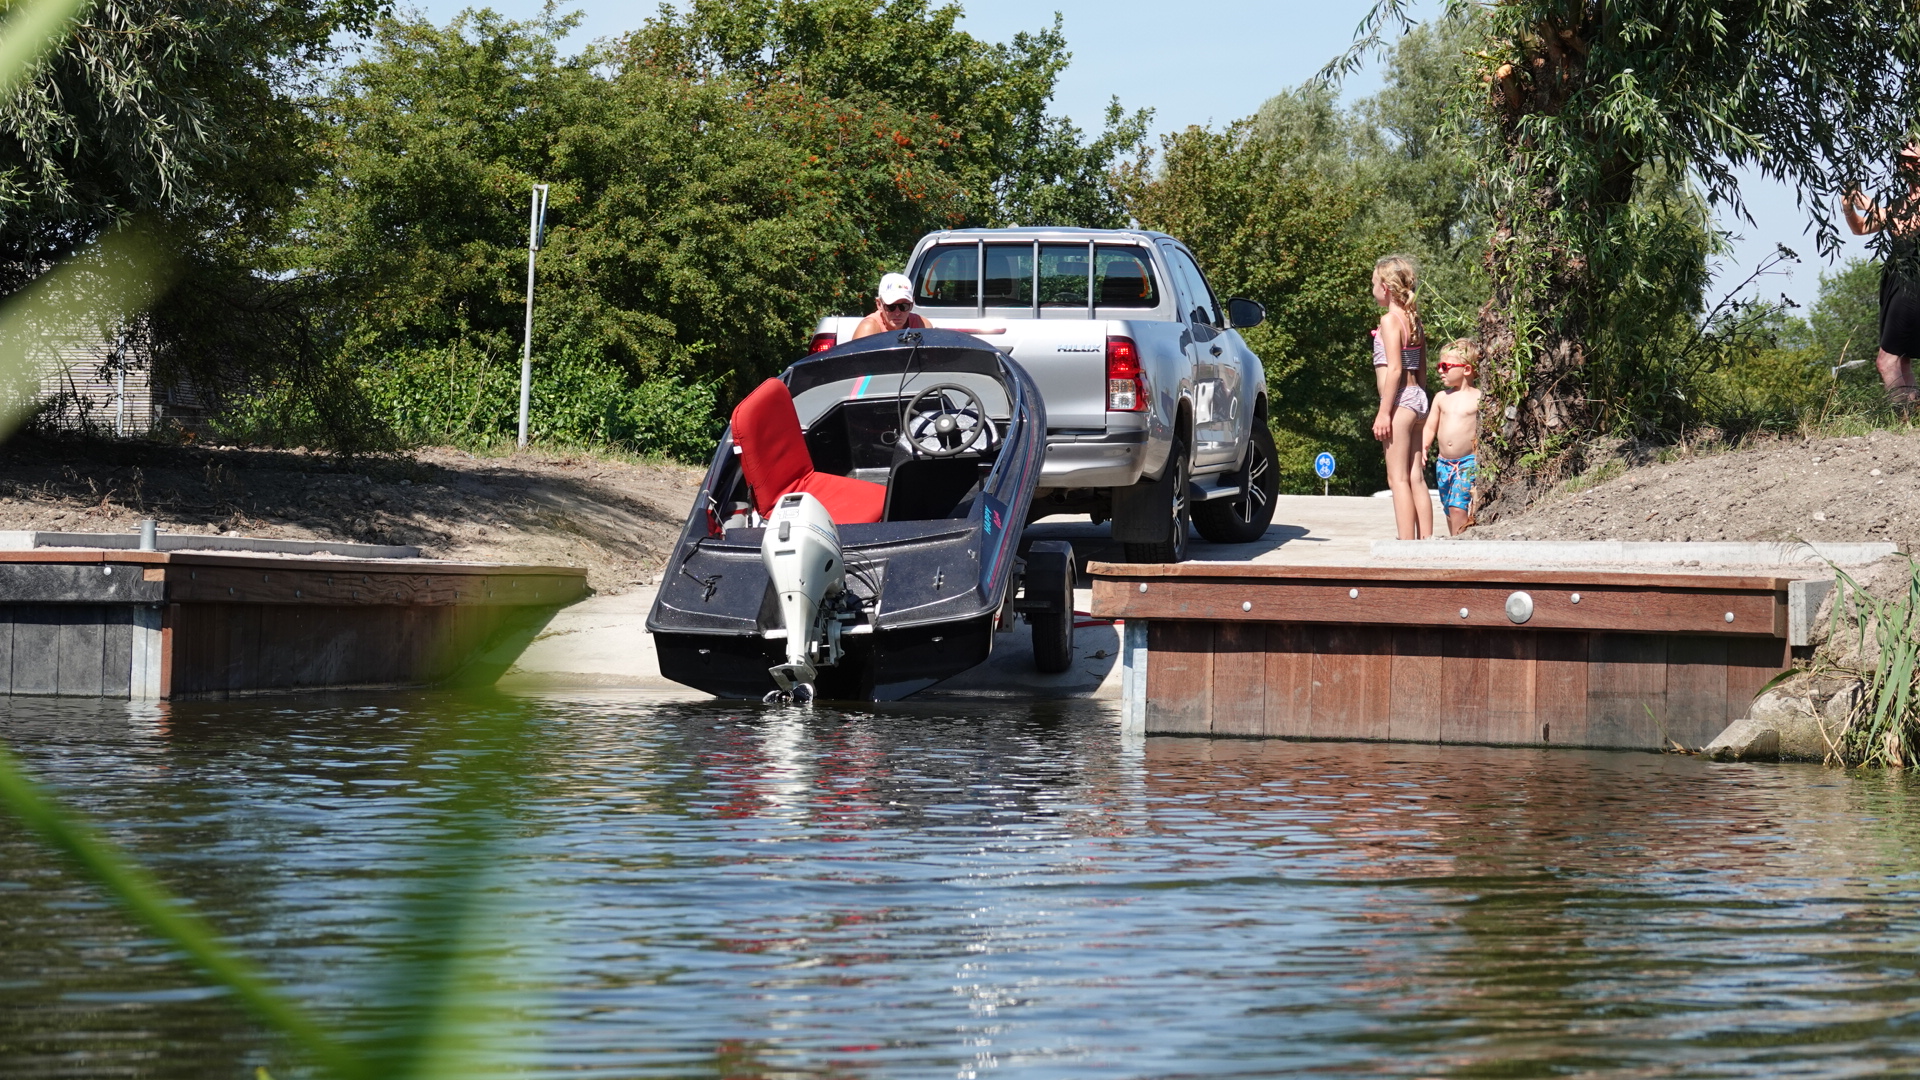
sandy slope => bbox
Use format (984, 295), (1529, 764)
(1478, 429), (1920, 550)
(0, 438), (705, 595)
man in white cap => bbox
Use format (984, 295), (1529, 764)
(852, 272), (929, 340)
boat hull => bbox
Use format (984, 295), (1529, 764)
(654, 615), (996, 702)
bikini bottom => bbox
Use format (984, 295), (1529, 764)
(1396, 384), (1430, 416)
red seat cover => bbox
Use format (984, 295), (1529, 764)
(731, 378), (886, 524)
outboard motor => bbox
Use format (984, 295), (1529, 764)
(760, 492), (846, 704)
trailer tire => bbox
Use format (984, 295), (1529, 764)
(1195, 423), (1278, 544)
(1026, 542), (1076, 674)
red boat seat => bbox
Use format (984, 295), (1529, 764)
(731, 377), (886, 524)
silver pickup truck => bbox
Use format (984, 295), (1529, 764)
(812, 227), (1277, 561)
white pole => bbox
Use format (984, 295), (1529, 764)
(517, 183), (549, 449)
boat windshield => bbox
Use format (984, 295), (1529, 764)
(790, 371), (1011, 428)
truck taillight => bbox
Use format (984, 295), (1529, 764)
(808, 332), (838, 354)
(1106, 336), (1145, 411)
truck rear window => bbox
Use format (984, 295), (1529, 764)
(914, 245), (977, 307)
(912, 241), (1160, 310)
(1094, 246), (1158, 308)
(982, 244), (1032, 307)
(1039, 244), (1091, 306)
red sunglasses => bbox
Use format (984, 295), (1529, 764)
(1438, 361), (1472, 372)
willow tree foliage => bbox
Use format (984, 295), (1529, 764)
(1338, 0), (1920, 514)
(0, 0), (385, 290)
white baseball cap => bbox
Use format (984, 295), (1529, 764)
(877, 273), (913, 305)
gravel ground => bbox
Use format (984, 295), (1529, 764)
(1478, 429), (1920, 549)
(0, 437), (704, 595)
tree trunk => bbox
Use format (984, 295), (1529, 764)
(1468, 5), (1633, 525)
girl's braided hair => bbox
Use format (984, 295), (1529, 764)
(1373, 254), (1423, 345)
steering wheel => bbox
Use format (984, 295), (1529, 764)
(902, 383), (995, 458)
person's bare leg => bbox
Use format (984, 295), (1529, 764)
(1397, 408), (1432, 538)
(1384, 423), (1418, 541)
(1876, 349), (1917, 397)
(1447, 506), (1470, 535)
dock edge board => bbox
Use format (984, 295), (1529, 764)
(1090, 562), (1795, 750)
(0, 551), (589, 700)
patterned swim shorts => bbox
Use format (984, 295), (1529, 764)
(1435, 453), (1476, 512)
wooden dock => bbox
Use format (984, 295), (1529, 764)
(0, 549), (587, 699)
(1090, 562), (1801, 751)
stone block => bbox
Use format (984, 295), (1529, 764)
(1704, 715), (1780, 761)
(1744, 672), (1860, 761)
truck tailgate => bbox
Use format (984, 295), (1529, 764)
(927, 319), (1108, 430)
(814, 317), (1111, 430)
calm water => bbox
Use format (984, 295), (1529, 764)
(6, 692), (1920, 1078)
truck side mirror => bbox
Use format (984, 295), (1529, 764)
(1226, 297), (1265, 329)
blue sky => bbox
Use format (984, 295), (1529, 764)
(408, 0), (1870, 311)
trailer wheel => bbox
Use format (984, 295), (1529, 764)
(1195, 423), (1278, 544)
(1025, 542), (1076, 674)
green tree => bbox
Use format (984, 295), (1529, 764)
(1337, 0), (1920, 516)
(0, 0), (393, 451)
(1119, 121), (1390, 494)
(634, 0), (1149, 227)
(1254, 18), (1486, 343)
(293, 6), (948, 450)
(276, 2), (1140, 455)
(1806, 257), (1881, 375)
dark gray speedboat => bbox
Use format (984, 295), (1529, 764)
(648, 328), (1073, 701)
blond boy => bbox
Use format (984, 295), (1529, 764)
(1422, 340), (1483, 536)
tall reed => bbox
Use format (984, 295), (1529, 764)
(1827, 556), (1920, 767)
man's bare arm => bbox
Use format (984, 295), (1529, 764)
(1844, 187), (1884, 235)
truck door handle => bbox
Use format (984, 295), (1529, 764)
(1209, 344), (1223, 356)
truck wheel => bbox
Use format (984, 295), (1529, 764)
(1123, 433), (1190, 564)
(1025, 542), (1075, 674)
(1195, 423), (1279, 544)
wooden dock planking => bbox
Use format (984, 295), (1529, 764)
(1145, 620), (1212, 734)
(1209, 621), (1267, 737)
(1093, 561), (1795, 751)
(0, 550), (587, 699)
(1262, 624), (1314, 738)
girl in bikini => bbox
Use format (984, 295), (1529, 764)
(1370, 254), (1433, 540)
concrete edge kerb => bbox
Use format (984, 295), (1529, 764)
(0, 530), (421, 560)
(1369, 540), (1901, 567)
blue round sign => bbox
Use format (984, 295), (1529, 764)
(1314, 452), (1336, 479)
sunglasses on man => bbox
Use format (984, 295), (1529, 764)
(885, 300), (913, 312)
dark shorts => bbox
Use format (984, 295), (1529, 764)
(1880, 269), (1920, 358)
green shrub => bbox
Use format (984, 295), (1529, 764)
(210, 362), (402, 457)
(352, 337), (720, 461)
(615, 374), (719, 462)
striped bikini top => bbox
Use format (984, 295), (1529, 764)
(1371, 328), (1424, 372)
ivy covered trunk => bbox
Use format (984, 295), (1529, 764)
(1475, 198), (1595, 521)
(1468, 4), (1633, 523)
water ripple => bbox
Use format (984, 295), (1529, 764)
(6, 692), (1920, 1077)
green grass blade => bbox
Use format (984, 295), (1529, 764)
(0, 743), (365, 1079)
